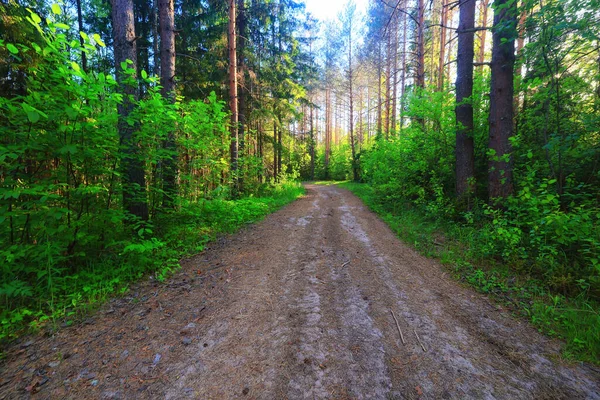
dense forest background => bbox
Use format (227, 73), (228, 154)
(1, 0), (599, 360)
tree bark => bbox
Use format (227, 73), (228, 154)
(385, 29), (392, 138)
(112, 0), (148, 221)
(377, 37), (383, 137)
(399, 1), (407, 129)
(477, 0), (490, 66)
(488, 0), (517, 200)
(237, 0), (247, 192)
(438, 0), (448, 91)
(228, 0), (239, 194)
(416, 0), (426, 89)
(347, 9), (359, 182)
(159, 0), (177, 208)
(152, 0), (160, 76)
(391, 13), (398, 133)
(455, 0), (476, 202)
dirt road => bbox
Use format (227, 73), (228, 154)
(1, 184), (599, 399)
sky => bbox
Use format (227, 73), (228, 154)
(302, 0), (368, 22)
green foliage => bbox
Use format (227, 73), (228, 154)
(0, 11), (305, 343)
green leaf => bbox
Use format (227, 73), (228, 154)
(141, 70), (148, 79)
(30, 12), (42, 24)
(54, 22), (70, 30)
(51, 3), (62, 14)
(59, 144), (78, 154)
(93, 33), (105, 47)
(80, 31), (89, 41)
(27, 111), (40, 123)
(120, 61), (128, 71)
(71, 61), (80, 72)
(6, 44), (18, 54)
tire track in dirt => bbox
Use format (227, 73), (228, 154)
(0, 184), (598, 399)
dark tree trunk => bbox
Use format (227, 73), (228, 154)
(488, 0), (517, 200)
(112, 0), (148, 221)
(159, 0), (177, 208)
(455, 0), (476, 203)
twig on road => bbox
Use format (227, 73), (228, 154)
(390, 310), (405, 345)
(414, 329), (426, 352)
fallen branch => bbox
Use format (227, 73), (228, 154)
(390, 310), (405, 345)
(341, 261), (350, 268)
(414, 329), (426, 352)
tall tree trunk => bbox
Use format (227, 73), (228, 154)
(273, 117), (278, 179)
(237, 0), (247, 192)
(377, 37), (383, 137)
(385, 30), (392, 138)
(325, 88), (331, 173)
(399, 2), (407, 129)
(228, 0), (238, 194)
(455, 0), (476, 203)
(348, 15), (358, 181)
(416, 0), (426, 89)
(112, 0), (148, 221)
(513, 9), (527, 112)
(488, 0), (517, 200)
(438, 0), (448, 91)
(391, 14), (398, 133)
(278, 114), (282, 177)
(310, 101), (315, 180)
(152, 0), (160, 76)
(159, 0), (176, 208)
(477, 0), (490, 66)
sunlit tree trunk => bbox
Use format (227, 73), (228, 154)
(477, 0), (490, 66)
(438, 0), (448, 91)
(416, 0), (426, 89)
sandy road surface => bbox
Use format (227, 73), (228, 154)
(1, 184), (599, 399)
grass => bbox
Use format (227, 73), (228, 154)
(337, 181), (600, 365)
(0, 181), (304, 346)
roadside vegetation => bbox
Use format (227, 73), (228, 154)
(339, 181), (599, 364)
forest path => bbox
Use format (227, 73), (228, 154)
(1, 184), (599, 399)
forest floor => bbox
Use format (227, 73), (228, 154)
(1, 184), (599, 399)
